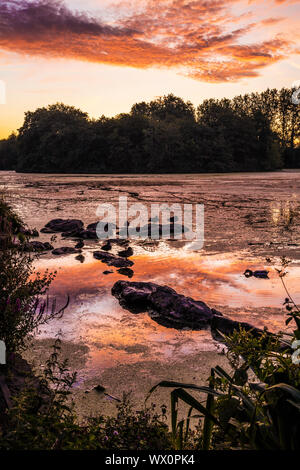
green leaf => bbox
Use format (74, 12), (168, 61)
(265, 383), (300, 403)
(172, 388), (221, 427)
(147, 381), (223, 400)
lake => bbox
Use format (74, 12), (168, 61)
(2, 170), (300, 412)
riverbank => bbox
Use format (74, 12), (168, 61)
(23, 338), (231, 424)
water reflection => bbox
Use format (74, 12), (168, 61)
(3, 169), (300, 382)
(34, 247), (300, 379)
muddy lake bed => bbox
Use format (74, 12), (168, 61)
(2, 170), (300, 417)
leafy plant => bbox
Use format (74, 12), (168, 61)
(0, 198), (68, 353)
(1, 340), (80, 450)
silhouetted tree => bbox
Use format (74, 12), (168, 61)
(0, 88), (297, 173)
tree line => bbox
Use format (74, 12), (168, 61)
(0, 88), (299, 173)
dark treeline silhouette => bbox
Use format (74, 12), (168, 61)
(0, 88), (299, 173)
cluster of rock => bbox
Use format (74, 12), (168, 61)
(12, 218), (275, 343)
(40, 217), (189, 240)
(38, 219), (135, 276)
(93, 251), (134, 268)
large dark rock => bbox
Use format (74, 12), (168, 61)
(112, 281), (158, 314)
(94, 251), (134, 268)
(62, 222), (110, 240)
(111, 281), (269, 338)
(41, 219), (83, 234)
(81, 222), (114, 239)
(81, 229), (99, 239)
(112, 281), (215, 329)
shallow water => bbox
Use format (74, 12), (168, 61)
(2, 170), (300, 385)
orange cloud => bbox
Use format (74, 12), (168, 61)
(0, 0), (297, 82)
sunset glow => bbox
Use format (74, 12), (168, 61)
(0, 0), (299, 138)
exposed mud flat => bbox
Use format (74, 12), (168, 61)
(24, 338), (231, 422)
(2, 170), (300, 258)
(2, 170), (300, 414)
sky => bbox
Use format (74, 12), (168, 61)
(0, 0), (299, 139)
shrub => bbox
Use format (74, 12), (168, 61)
(0, 197), (67, 353)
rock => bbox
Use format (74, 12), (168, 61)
(118, 247), (133, 258)
(103, 270), (114, 275)
(87, 222), (98, 231)
(62, 222), (115, 240)
(111, 281), (270, 339)
(112, 281), (214, 328)
(117, 268), (134, 278)
(244, 269), (269, 279)
(112, 281), (158, 314)
(62, 228), (97, 239)
(75, 254), (85, 263)
(39, 227), (54, 234)
(244, 269), (253, 278)
(210, 315), (265, 339)
(81, 229), (99, 239)
(253, 270), (269, 279)
(85, 222), (114, 237)
(94, 251), (134, 268)
(101, 242), (112, 251)
(127, 223), (189, 239)
(75, 240), (84, 249)
(52, 247), (81, 256)
(93, 384), (106, 393)
(41, 219), (84, 234)
(23, 241), (54, 252)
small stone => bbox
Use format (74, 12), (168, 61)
(117, 267), (134, 278)
(118, 247), (133, 258)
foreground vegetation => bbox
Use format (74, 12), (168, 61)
(0, 87), (299, 174)
(0, 199), (300, 450)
